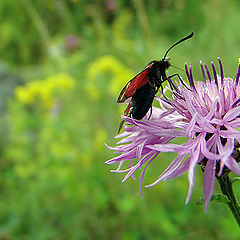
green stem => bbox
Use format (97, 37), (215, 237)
(217, 174), (240, 227)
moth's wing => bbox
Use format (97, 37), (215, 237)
(117, 66), (151, 103)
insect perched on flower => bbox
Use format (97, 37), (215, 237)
(106, 58), (240, 211)
(117, 32), (194, 133)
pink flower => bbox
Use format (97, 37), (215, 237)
(106, 58), (240, 211)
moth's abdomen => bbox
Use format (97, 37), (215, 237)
(130, 83), (155, 120)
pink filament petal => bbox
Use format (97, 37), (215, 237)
(148, 143), (188, 155)
(203, 160), (216, 211)
(223, 106), (240, 121)
(186, 145), (200, 204)
(122, 151), (156, 182)
(225, 156), (240, 175)
(201, 137), (219, 160)
(145, 155), (185, 187)
(139, 153), (158, 197)
(163, 157), (191, 181)
(219, 129), (240, 138)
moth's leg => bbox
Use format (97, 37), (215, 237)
(148, 106), (152, 120)
(118, 101), (132, 133)
(168, 73), (191, 91)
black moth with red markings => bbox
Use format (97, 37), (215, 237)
(117, 32), (194, 133)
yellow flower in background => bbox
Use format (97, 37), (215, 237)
(86, 55), (133, 101)
(15, 73), (75, 108)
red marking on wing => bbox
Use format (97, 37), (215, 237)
(117, 63), (153, 103)
(125, 70), (149, 97)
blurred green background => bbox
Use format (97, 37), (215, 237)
(0, 0), (240, 239)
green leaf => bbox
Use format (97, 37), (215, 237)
(231, 177), (240, 184)
(196, 194), (230, 206)
(211, 194), (230, 204)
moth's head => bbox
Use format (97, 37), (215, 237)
(161, 57), (170, 69)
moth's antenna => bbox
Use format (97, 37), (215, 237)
(163, 32), (194, 59)
(170, 64), (185, 72)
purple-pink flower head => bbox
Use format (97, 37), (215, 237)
(106, 58), (240, 211)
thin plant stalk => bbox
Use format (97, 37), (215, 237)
(217, 174), (240, 227)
